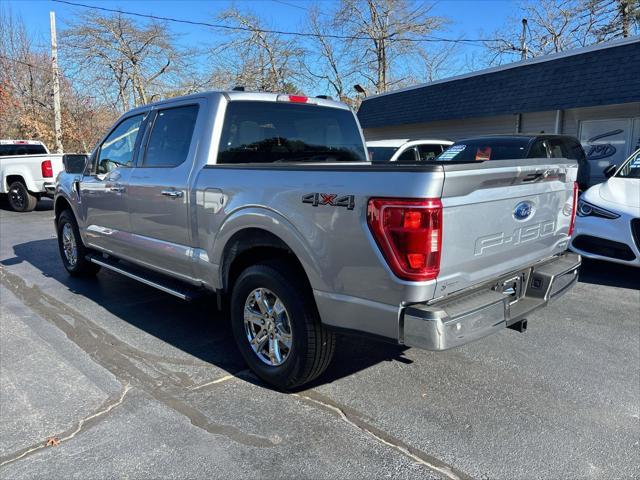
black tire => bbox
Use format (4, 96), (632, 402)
(56, 209), (101, 277)
(7, 181), (37, 212)
(230, 261), (335, 390)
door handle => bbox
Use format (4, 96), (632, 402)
(161, 189), (184, 198)
(109, 184), (125, 193)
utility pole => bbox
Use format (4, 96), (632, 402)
(520, 18), (528, 61)
(50, 11), (63, 153)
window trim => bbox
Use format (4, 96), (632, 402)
(92, 112), (149, 175)
(137, 103), (200, 169)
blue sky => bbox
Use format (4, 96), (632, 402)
(5, 0), (521, 86)
(8, 0), (519, 51)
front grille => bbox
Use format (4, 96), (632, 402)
(632, 219), (640, 251)
(573, 235), (636, 261)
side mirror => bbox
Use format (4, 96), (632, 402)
(63, 153), (88, 174)
(603, 164), (617, 178)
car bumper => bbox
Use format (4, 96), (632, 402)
(569, 215), (640, 267)
(43, 182), (56, 197)
(400, 252), (581, 351)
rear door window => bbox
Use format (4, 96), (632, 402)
(142, 105), (199, 168)
(217, 101), (367, 164)
(417, 144), (445, 162)
(396, 147), (417, 163)
(437, 139), (529, 162)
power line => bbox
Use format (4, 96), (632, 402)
(51, 0), (494, 45)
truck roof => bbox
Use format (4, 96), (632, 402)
(125, 90), (352, 117)
(0, 140), (46, 146)
(367, 139), (452, 147)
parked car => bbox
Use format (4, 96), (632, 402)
(570, 149), (640, 267)
(367, 139), (452, 163)
(54, 91), (581, 389)
(0, 140), (64, 211)
(437, 134), (590, 191)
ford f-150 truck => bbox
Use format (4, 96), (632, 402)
(1, 140), (64, 211)
(54, 91), (581, 389)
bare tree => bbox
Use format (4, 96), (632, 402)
(334, 0), (447, 94)
(484, 0), (639, 64)
(213, 7), (303, 93)
(302, 7), (359, 103)
(63, 11), (193, 112)
(0, 8), (116, 152)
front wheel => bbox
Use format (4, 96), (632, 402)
(56, 210), (101, 277)
(7, 181), (37, 212)
(230, 262), (335, 390)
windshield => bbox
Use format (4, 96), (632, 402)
(436, 138), (529, 162)
(368, 146), (399, 163)
(218, 101), (367, 164)
(0, 144), (47, 156)
(616, 149), (640, 179)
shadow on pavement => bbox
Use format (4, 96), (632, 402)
(2, 238), (411, 389)
(578, 257), (639, 290)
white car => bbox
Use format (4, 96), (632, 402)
(367, 139), (453, 163)
(570, 149), (640, 267)
(0, 140), (65, 212)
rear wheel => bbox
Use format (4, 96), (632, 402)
(230, 262), (335, 390)
(56, 209), (101, 277)
(7, 181), (37, 212)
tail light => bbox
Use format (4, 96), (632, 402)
(568, 182), (578, 237)
(367, 198), (442, 282)
(276, 94), (312, 104)
(41, 159), (53, 178)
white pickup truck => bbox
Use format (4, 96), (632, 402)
(0, 140), (64, 211)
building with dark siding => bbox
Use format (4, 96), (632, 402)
(357, 37), (640, 184)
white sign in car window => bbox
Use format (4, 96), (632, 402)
(438, 144), (466, 161)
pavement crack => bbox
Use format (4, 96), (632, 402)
(293, 390), (472, 480)
(0, 384), (131, 468)
(0, 267), (276, 449)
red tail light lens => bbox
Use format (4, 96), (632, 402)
(41, 159), (53, 178)
(568, 181), (578, 237)
(288, 95), (308, 103)
(367, 198), (442, 281)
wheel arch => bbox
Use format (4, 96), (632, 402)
(210, 207), (326, 294)
(221, 227), (312, 295)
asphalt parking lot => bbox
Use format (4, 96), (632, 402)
(0, 200), (638, 479)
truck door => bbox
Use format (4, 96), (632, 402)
(80, 112), (148, 253)
(127, 102), (202, 279)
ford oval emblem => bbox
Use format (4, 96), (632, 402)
(514, 201), (534, 221)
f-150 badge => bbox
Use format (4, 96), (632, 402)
(302, 193), (355, 210)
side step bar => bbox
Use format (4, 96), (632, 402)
(87, 255), (207, 302)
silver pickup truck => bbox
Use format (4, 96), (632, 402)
(54, 91), (581, 389)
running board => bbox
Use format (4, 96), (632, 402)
(88, 255), (207, 302)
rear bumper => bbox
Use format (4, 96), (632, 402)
(400, 252), (581, 351)
(43, 182), (56, 197)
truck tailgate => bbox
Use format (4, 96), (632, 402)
(435, 158), (578, 298)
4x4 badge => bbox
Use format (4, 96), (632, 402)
(302, 193), (355, 210)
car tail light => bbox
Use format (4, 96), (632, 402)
(367, 198), (442, 281)
(568, 182), (578, 237)
(41, 159), (53, 178)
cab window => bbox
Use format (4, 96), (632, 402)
(396, 147), (417, 163)
(417, 144), (446, 162)
(96, 114), (145, 174)
(142, 105), (199, 168)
